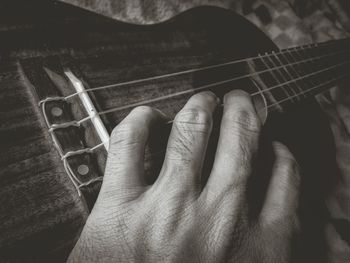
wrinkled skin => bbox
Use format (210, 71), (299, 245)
(68, 90), (301, 263)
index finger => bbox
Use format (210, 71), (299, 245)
(102, 106), (167, 195)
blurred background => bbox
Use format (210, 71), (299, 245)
(60, 0), (350, 47)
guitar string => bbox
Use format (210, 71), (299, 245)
(265, 73), (349, 111)
(81, 72), (349, 161)
(52, 57), (350, 182)
(64, 38), (350, 99)
(74, 58), (350, 125)
(262, 48), (305, 101)
(143, 73), (349, 159)
(50, 56), (350, 163)
(98, 60), (350, 115)
(70, 48), (350, 122)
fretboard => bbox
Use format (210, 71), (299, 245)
(250, 37), (350, 113)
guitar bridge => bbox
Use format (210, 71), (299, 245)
(19, 55), (107, 207)
(65, 70), (109, 150)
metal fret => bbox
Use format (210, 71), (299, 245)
(272, 51), (305, 97)
(267, 51), (300, 101)
(259, 54), (296, 103)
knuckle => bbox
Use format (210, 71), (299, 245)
(237, 139), (255, 167)
(111, 122), (134, 138)
(165, 137), (196, 165)
(111, 122), (145, 145)
(225, 108), (260, 134)
(174, 108), (212, 132)
(110, 106), (157, 142)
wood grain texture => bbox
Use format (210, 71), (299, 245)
(0, 60), (88, 262)
(0, 0), (339, 262)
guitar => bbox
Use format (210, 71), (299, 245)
(0, 0), (348, 262)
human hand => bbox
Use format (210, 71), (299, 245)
(68, 90), (300, 263)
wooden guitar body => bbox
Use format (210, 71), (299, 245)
(0, 0), (337, 262)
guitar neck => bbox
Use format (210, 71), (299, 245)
(252, 38), (350, 113)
